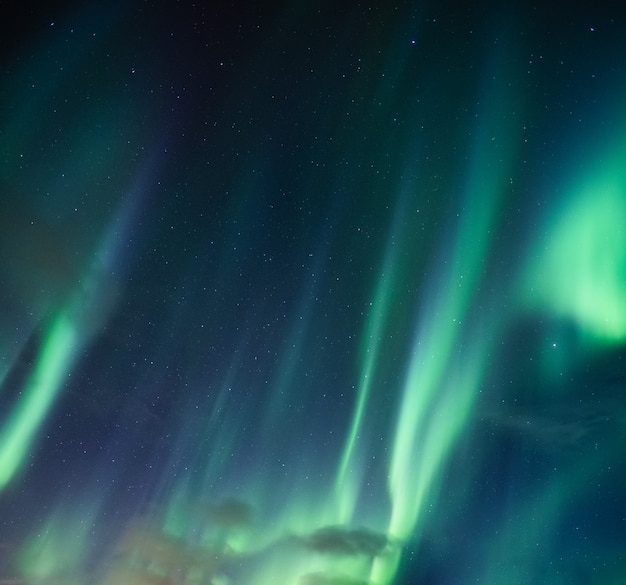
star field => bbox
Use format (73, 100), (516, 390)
(1, 2), (625, 584)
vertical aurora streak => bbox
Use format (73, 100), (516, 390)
(334, 197), (405, 523)
(0, 310), (77, 490)
(376, 35), (526, 583)
(0, 160), (153, 492)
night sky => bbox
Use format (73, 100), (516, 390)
(1, 1), (626, 584)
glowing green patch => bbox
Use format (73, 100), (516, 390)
(524, 184), (626, 344)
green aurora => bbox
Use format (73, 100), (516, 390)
(1, 2), (625, 585)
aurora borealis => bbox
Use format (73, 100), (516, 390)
(1, 1), (626, 584)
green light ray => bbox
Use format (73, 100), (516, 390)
(379, 34), (525, 584)
(374, 338), (488, 584)
(334, 222), (400, 522)
(387, 130), (510, 537)
(0, 183), (144, 491)
(333, 184), (423, 528)
(0, 310), (77, 490)
(257, 213), (338, 438)
(259, 272), (318, 429)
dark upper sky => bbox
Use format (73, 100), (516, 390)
(1, 2), (625, 584)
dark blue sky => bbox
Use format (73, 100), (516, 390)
(1, 2), (625, 584)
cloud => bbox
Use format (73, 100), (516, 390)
(300, 526), (390, 557)
(299, 572), (369, 585)
(483, 393), (626, 450)
(205, 498), (253, 527)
